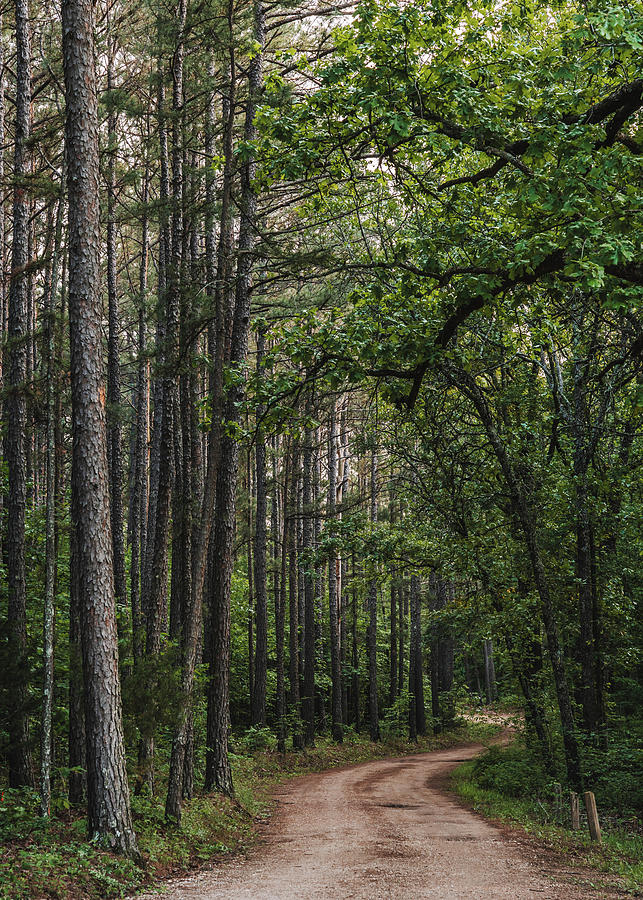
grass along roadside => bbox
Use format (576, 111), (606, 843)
(452, 754), (643, 897)
(1, 717), (498, 900)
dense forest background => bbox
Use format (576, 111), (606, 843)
(0, 0), (641, 872)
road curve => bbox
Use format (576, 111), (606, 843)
(138, 742), (599, 899)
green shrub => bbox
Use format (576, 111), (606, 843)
(380, 690), (414, 738)
(584, 732), (643, 816)
(472, 744), (547, 799)
(233, 725), (276, 753)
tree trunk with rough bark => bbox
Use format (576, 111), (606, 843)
(351, 553), (360, 730)
(68, 526), (86, 805)
(276, 445), (288, 752)
(302, 421), (316, 745)
(252, 331), (268, 726)
(204, 0), (264, 797)
(130, 168), (149, 666)
(40, 198), (64, 817)
(367, 450), (380, 741)
(328, 400), (343, 741)
(106, 48), (127, 625)
(410, 574), (426, 735)
(288, 446), (303, 748)
(7, 0), (34, 790)
(0, 13), (6, 574)
(63, 0), (138, 854)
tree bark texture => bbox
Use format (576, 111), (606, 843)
(204, 0), (264, 794)
(367, 450), (380, 741)
(302, 422), (316, 745)
(7, 0), (34, 790)
(40, 198), (64, 816)
(410, 573), (426, 735)
(288, 447), (303, 748)
(252, 331), (268, 726)
(68, 525), (86, 805)
(328, 401), (343, 741)
(106, 51), (127, 623)
(63, 0), (138, 854)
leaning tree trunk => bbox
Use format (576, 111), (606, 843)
(569, 315), (603, 738)
(7, 0), (34, 790)
(458, 370), (582, 790)
(312, 438), (326, 730)
(62, 0), (138, 855)
(505, 630), (553, 771)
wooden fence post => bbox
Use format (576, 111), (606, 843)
(583, 791), (602, 843)
(570, 791), (580, 830)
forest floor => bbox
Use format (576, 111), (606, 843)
(134, 727), (633, 900)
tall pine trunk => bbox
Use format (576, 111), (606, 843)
(251, 331), (268, 726)
(288, 445), (303, 748)
(40, 198), (64, 816)
(276, 446), (288, 752)
(327, 400), (343, 741)
(204, 0), (264, 797)
(409, 573), (426, 736)
(106, 47), (127, 623)
(130, 166), (149, 666)
(7, 0), (34, 790)
(302, 420), (316, 745)
(63, 0), (138, 855)
(68, 526), (86, 805)
(367, 450), (380, 741)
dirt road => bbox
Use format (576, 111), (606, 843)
(139, 742), (607, 899)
